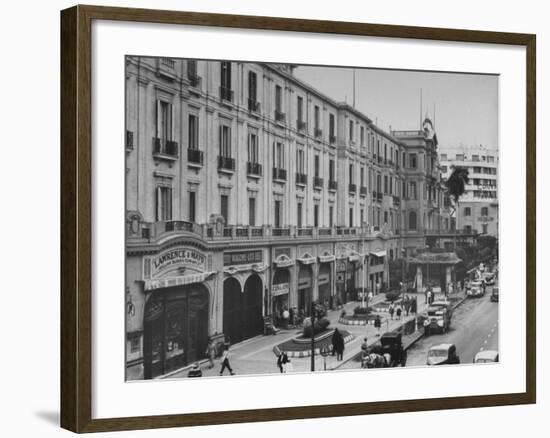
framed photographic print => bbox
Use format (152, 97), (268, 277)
(60, 4), (536, 433)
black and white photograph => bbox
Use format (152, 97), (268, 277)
(124, 57), (499, 381)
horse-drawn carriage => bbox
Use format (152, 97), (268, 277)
(361, 331), (407, 368)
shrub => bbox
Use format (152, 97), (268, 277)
(303, 317), (331, 338)
(353, 306), (372, 316)
(385, 291), (400, 303)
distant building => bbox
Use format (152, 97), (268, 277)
(440, 146), (498, 236)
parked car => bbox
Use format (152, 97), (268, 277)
(467, 280), (485, 298)
(427, 343), (461, 365)
(490, 286), (499, 302)
(474, 350), (499, 363)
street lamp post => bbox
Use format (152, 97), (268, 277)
(310, 300), (316, 372)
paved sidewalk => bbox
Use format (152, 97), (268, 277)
(163, 291), (461, 379)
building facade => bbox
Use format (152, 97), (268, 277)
(125, 57), (453, 380)
(440, 146), (498, 236)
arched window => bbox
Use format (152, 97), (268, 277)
(481, 206), (489, 216)
(408, 211), (417, 230)
(464, 207), (471, 216)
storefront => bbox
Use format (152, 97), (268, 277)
(335, 259), (346, 306)
(297, 264), (313, 316)
(318, 263), (332, 307)
(272, 268), (290, 323)
(143, 283), (209, 379)
(346, 258), (358, 302)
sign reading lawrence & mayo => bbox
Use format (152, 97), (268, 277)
(144, 247), (206, 279)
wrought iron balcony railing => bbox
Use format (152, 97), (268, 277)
(296, 172), (307, 185)
(218, 155), (235, 171)
(153, 138), (178, 158)
(248, 99), (260, 113)
(275, 110), (286, 124)
(348, 183), (357, 194)
(247, 161), (262, 176)
(187, 148), (203, 165)
(313, 176), (324, 188)
(273, 167), (287, 181)
(219, 86), (234, 102)
(328, 180), (338, 191)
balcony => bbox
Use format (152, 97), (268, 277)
(218, 155), (235, 171)
(275, 110), (286, 124)
(188, 73), (202, 89)
(329, 134), (336, 145)
(273, 167), (287, 181)
(314, 128), (323, 139)
(160, 57), (175, 68)
(248, 99), (260, 113)
(328, 180), (338, 191)
(297, 120), (307, 133)
(378, 156), (383, 164)
(272, 227), (291, 237)
(126, 130), (133, 151)
(247, 161), (262, 176)
(377, 192), (383, 202)
(296, 172), (307, 185)
(297, 227), (313, 237)
(318, 228), (333, 236)
(348, 183), (357, 194)
(153, 138), (178, 160)
(187, 148), (204, 165)
(219, 86), (234, 102)
(313, 176), (324, 188)
(360, 186), (368, 196)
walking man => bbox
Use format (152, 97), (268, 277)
(396, 306), (402, 321)
(219, 346), (235, 376)
(374, 315), (382, 336)
(388, 303), (395, 320)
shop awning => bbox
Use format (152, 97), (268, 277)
(274, 255), (295, 268)
(297, 255), (316, 265)
(144, 271), (216, 291)
(348, 254), (361, 262)
(319, 254), (336, 263)
(370, 250), (387, 258)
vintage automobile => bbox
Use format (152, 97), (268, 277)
(484, 272), (496, 286)
(466, 280), (485, 298)
(427, 343), (461, 365)
(490, 286), (499, 302)
(361, 331), (407, 368)
(423, 301), (453, 336)
(474, 350), (499, 363)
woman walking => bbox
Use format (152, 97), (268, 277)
(219, 346), (235, 376)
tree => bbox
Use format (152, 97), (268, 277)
(445, 166), (470, 247)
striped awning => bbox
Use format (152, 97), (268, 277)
(144, 271), (216, 291)
(370, 250), (387, 258)
(319, 254), (336, 263)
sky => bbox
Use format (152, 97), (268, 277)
(294, 65), (498, 150)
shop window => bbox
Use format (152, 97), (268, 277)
(464, 207), (471, 216)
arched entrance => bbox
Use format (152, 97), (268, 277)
(223, 277), (243, 345)
(298, 264), (313, 316)
(318, 263), (332, 307)
(143, 284), (209, 379)
(243, 274), (264, 340)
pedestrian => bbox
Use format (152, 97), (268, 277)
(361, 337), (369, 354)
(412, 297), (418, 315)
(283, 358), (294, 373)
(332, 328), (345, 360)
(396, 306), (402, 320)
(388, 303), (395, 320)
(219, 346), (235, 376)
(374, 314), (382, 336)
(405, 298), (411, 316)
(187, 362), (202, 378)
(205, 339), (216, 369)
(277, 351), (288, 373)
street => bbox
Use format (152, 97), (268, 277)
(405, 285), (498, 366)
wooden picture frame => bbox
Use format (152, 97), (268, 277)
(60, 4), (536, 433)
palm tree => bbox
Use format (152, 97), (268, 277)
(445, 166), (469, 247)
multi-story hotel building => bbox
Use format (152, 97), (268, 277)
(440, 146), (498, 236)
(125, 57), (453, 380)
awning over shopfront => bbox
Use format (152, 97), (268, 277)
(348, 254), (361, 262)
(223, 263), (268, 275)
(274, 254), (295, 268)
(370, 250), (387, 258)
(297, 253), (316, 265)
(408, 252), (462, 265)
(319, 253), (336, 263)
(144, 271), (216, 291)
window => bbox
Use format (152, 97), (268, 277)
(384, 144), (387, 162)
(349, 120), (354, 142)
(389, 176), (393, 195)
(130, 335), (140, 354)
(409, 182), (417, 200)
(275, 85), (282, 112)
(188, 114), (198, 149)
(274, 142), (285, 169)
(155, 186), (172, 221)
(384, 211), (388, 224)
(402, 181), (407, 199)
(220, 195), (229, 224)
(219, 125), (231, 157)
(481, 206), (489, 216)
(464, 207), (471, 216)
(349, 208), (354, 227)
(440, 153), (447, 161)
(220, 62), (231, 95)
(456, 154), (464, 161)
(482, 224), (488, 234)
(188, 191), (196, 222)
(156, 100), (173, 141)
(329, 114), (335, 139)
(314, 204), (319, 227)
(409, 153), (417, 169)
(297, 202), (303, 228)
(329, 206), (334, 228)
(297, 96), (304, 123)
(487, 155), (495, 163)
(314, 155), (320, 177)
(274, 200), (282, 228)
(472, 155), (480, 162)
(187, 60), (197, 78)
(248, 71), (257, 104)
(360, 209), (364, 226)
(402, 152), (406, 168)
(377, 174), (382, 192)
(360, 126), (365, 147)
(249, 198), (256, 226)
(329, 159), (335, 181)
(314, 105), (320, 130)
(296, 147), (305, 174)
(408, 211), (417, 230)
(465, 225), (472, 233)
(349, 164), (354, 184)
(248, 132), (259, 163)
(384, 175), (388, 194)
(441, 165), (447, 173)
(360, 167), (365, 187)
